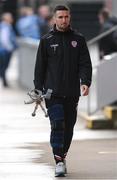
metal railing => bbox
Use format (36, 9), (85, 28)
(87, 24), (117, 45)
(86, 24), (117, 115)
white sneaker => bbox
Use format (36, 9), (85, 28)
(55, 162), (65, 177)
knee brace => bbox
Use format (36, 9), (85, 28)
(51, 121), (64, 131)
(48, 104), (64, 121)
(48, 104), (64, 148)
(48, 104), (64, 130)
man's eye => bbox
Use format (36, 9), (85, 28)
(58, 16), (69, 19)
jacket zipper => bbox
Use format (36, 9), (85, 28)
(62, 34), (66, 81)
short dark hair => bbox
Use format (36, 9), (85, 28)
(54, 5), (70, 13)
(99, 7), (110, 20)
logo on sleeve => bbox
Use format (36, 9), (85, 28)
(71, 41), (77, 48)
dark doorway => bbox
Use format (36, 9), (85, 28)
(69, 2), (104, 40)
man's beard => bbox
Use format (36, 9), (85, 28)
(57, 24), (69, 31)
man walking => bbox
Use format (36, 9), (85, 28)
(34, 5), (92, 177)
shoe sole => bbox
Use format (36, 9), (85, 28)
(55, 173), (65, 177)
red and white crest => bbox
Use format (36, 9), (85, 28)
(71, 41), (77, 47)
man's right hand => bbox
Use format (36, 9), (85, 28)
(34, 89), (42, 96)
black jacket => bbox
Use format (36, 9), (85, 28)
(34, 26), (92, 97)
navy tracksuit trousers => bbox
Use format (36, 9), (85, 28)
(45, 96), (79, 162)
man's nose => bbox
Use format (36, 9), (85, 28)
(62, 18), (66, 23)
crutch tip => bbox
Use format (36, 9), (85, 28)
(32, 113), (36, 117)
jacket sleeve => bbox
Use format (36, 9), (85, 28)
(33, 38), (47, 90)
(79, 36), (92, 87)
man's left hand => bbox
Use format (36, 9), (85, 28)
(80, 85), (89, 96)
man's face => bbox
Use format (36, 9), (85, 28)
(98, 14), (104, 25)
(54, 10), (71, 31)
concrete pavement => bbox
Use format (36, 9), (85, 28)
(0, 84), (117, 180)
(0, 56), (117, 179)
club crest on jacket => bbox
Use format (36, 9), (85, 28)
(71, 41), (77, 47)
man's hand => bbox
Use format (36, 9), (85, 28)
(34, 89), (42, 96)
(80, 85), (89, 96)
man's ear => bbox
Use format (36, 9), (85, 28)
(53, 15), (56, 24)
